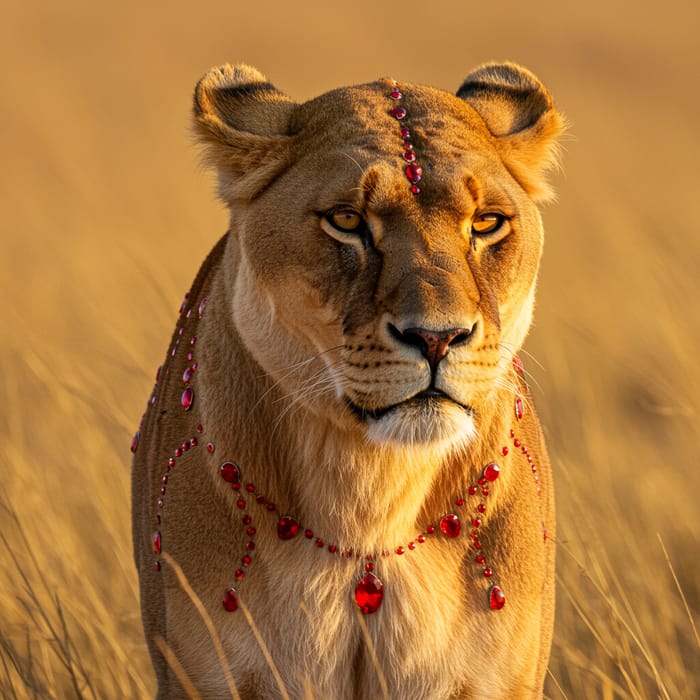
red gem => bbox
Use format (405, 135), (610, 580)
(305, 529), (313, 539)
(222, 588), (238, 612)
(182, 442), (189, 452)
(183, 367), (193, 384)
(235, 569), (245, 580)
(472, 518), (481, 528)
(403, 150), (416, 162)
(396, 546), (405, 555)
(405, 164), (422, 183)
(455, 498), (465, 506)
(187, 352), (193, 361)
(255, 494), (266, 504)
(410, 185), (421, 195)
(440, 514), (461, 538)
(179, 294), (189, 314)
(390, 88), (402, 99)
(483, 463), (500, 483)
(162, 475), (168, 484)
(157, 499), (164, 509)
(476, 554), (486, 564)
(365, 562), (374, 572)
(174, 448), (182, 458)
(355, 573), (384, 614)
(154, 561), (161, 572)
(390, 106), (407, 119)
(408, 542), (416, 550)
(473, 540), (482, 550)
(242, 515), (252, 525)
(220, 462), (240, 483)
(489, 585), (506, 610)
(245, 483), (255, 493)
(198, 297), (207, 318)
(155, 365), (162, 382)
(160, 486), (166, 496)
(514, 439), (521, 448)
(152, 530), (161, 554)
(417, 535), (426, 544)
(242, 555), (252, 565)
(246, 527), (256, 536)
(181, 388), (194, 411)
(246, 541), (256, 551)
(502, 446), (509, 456)
(266, 503), (276, 511)
(190, 437), (198, 447)
(477, 504), (486, 513)
(196, 424), (203, 432)
(130, 431), (140, 454)
(315, 538), (324, 548)
(190, 337), (197, 346)
(515, 396), (524, 420)
(328, 544), (338, 553)
(483, 568), (493, 577)
(236, 499), (246, 509)
(426, 525), (435, 534)
(207, 442), (215, 453)
(468, 486), (477, 495)
(400, 126), (411, 138)
(278, 516), (299, 540)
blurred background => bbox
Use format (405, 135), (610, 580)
(1, 0), (698, 697)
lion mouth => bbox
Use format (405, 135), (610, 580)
(346, 390), (472, 422)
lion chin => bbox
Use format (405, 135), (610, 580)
(360, 395), (477, 449)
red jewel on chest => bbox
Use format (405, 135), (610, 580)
(355, 572), (384, 614)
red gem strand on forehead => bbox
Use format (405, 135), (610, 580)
(388, 80), (423, 195)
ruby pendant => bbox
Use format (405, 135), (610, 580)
(488, 585), (506, 610)
(277, 515), (300, 540)
(355, 572), (384, 614)
(440, 514), (461, 537)
(222, 587), (239, 612)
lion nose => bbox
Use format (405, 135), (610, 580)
(390, 325), (475, 370)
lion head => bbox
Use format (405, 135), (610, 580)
(192, 63), (563, 452)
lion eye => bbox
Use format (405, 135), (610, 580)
(329, 209), (363, 232)
(472, 213), (505, 235)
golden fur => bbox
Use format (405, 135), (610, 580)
(132, 62), (563, 698)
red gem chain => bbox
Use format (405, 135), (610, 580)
(134, 293), (544, 616)
(388, 80), (423, 195)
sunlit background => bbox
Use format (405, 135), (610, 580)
(1, 1), (698, 697)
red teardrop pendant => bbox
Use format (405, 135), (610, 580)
(222, 588), (239, 612)
(277, 515), (300, 540)
(440, 514), (461, 538)
(405, 163), (423, 184)
(488, 585), (506, 610)
(515, 395), (524, 420)
(181, 387), (194, 411)
(220, 461), (241, 483)
(355, 573), (384, 614)
(483, 462), (500, 483)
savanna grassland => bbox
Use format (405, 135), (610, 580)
(1, 1), (698, 698)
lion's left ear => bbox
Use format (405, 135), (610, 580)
(457, 63), (565, 202)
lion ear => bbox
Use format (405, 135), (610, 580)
(192, 64), (296, 201)
(457, 63), (565, 202)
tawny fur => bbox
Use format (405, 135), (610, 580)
(132, 62), (563, 699)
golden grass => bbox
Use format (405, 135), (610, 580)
(1, 0), (698, 697)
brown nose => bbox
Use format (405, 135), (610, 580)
(391, 325), (475, 370)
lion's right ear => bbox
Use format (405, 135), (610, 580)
(192, 64), (295, 201)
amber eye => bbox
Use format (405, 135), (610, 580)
(472, 213), (505, 236)
(328, 209), (363, 232)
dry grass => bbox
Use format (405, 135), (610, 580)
(1, 0), (698, 697)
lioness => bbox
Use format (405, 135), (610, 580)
(132, 62), (563, 699)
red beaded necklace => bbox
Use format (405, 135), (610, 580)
(133, 291), (544, 617)
(132, 84), (546, 617)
